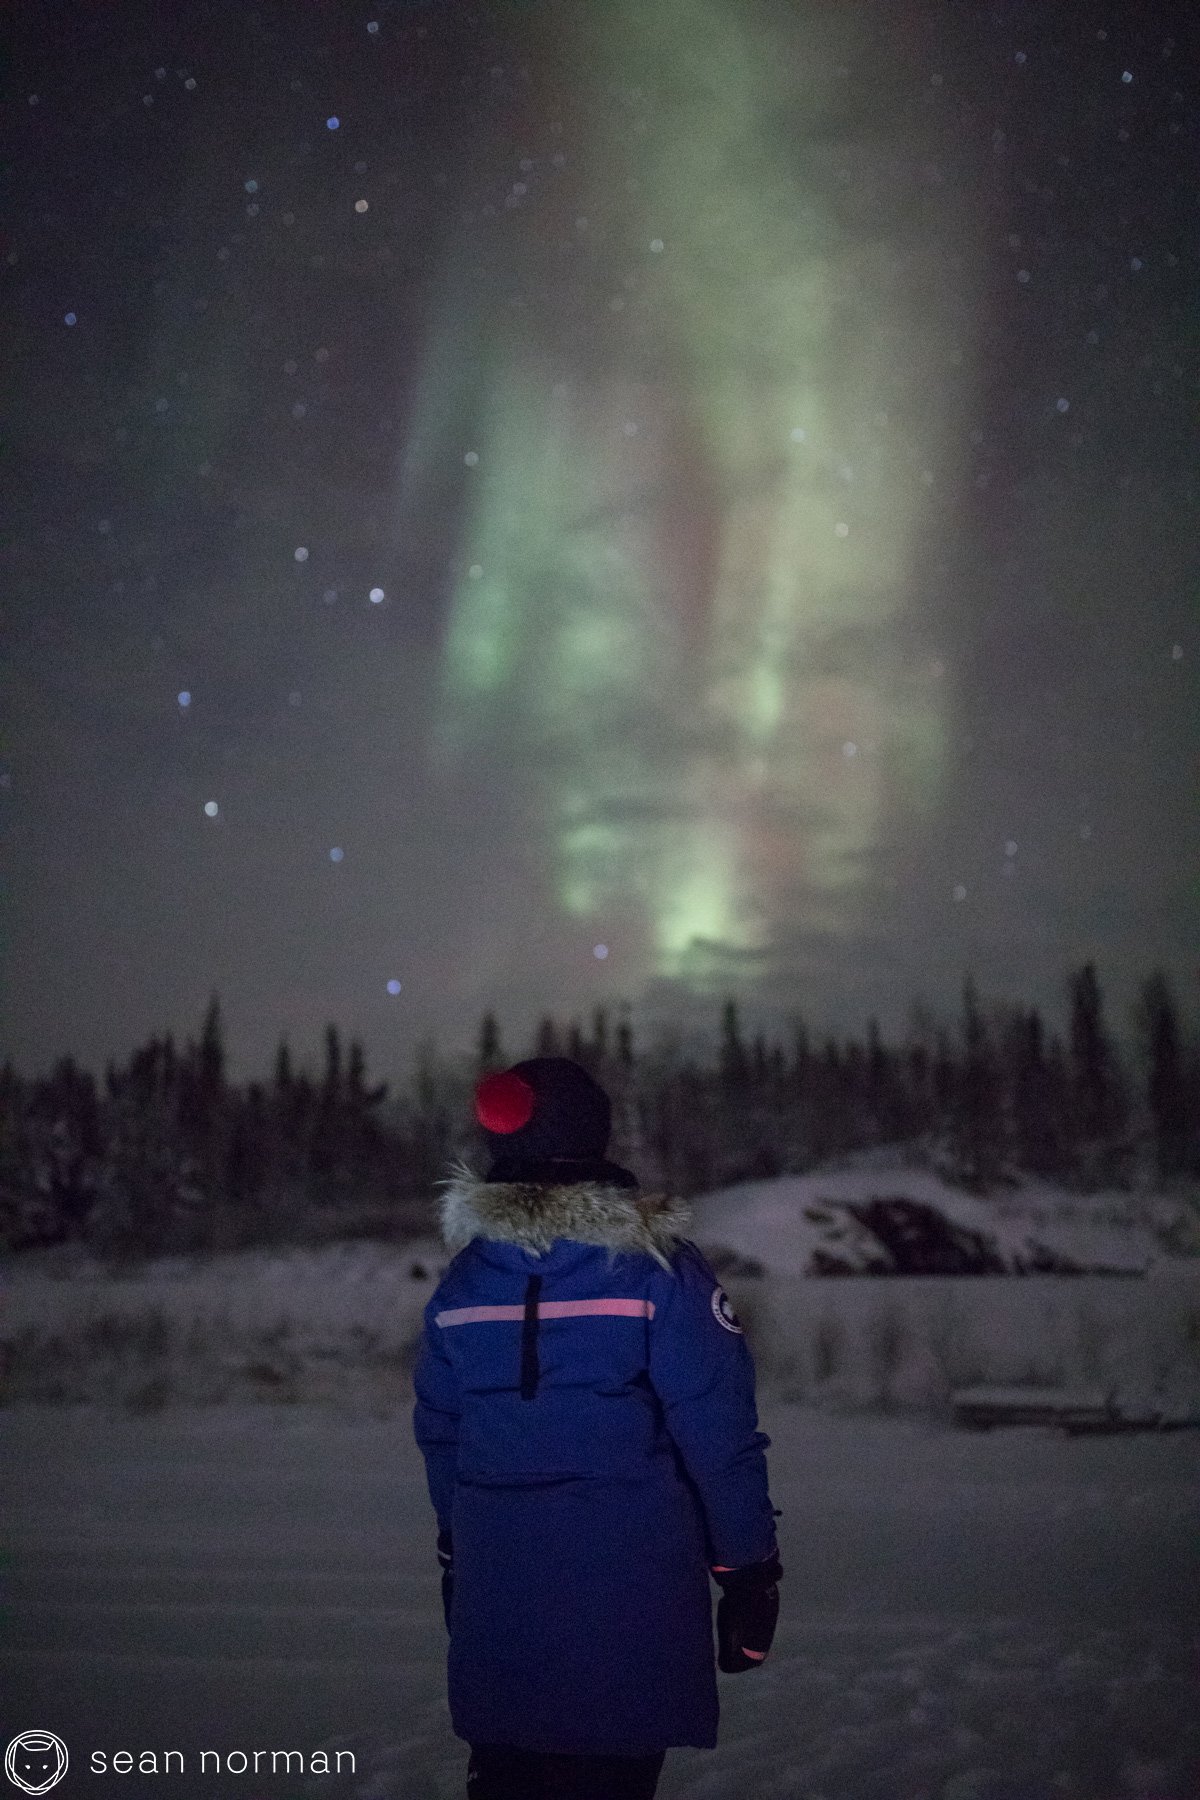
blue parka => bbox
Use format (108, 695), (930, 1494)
(412, 1164), (779, 1756)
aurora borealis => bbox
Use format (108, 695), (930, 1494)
(4, 0), (1196, 1075)
(405, 0), (970, 989)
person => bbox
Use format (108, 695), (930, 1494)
(412, 1056), (782, 1799)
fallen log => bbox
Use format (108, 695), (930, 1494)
(951, 1384), (1200, 1433)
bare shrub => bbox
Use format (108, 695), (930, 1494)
(811, 1314), (845, 1389)
(867, 1301), (909, 1412)
(85, 1307), (173, 1365)
(927, 1293), (987, 1397)
(1072, 1296), (1115, 1388)
(125, 1374), (173, 1413)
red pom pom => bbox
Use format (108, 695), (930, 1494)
(474, 1070), (536, 1134)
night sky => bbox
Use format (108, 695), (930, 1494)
(4, 0), (1197, 1081)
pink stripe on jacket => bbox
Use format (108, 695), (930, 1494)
(435, 1297), (656, 1327)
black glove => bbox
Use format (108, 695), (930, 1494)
(710, 1550), (782, 1673)
(437, 1528), (454, 1633)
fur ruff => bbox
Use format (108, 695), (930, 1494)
(437, 1160), (691, 1272)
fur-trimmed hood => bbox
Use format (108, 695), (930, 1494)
(437, 1160), (691, 1272)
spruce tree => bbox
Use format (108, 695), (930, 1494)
(789, 1015), (810, 1084)
(322, 1024), (343, 1097)
(952, 977), (1005, 1189)
(1007, 1006), (1066, 1176)
(865, 1018), (892, 1144)
(932, 1027), (957, 1128)
(591, 1005), (610, 1070)
(1137, 971), (1188, 1178)
(1067, 961), (1127, 1178)
(198, 994), (225, 1108)
(476, 1011), (503, 1074)
(718, 999), (749, 1092)
(615, 1008), (635, 1070)
(312, 1024), (344, 1183)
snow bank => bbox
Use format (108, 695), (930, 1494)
(687, 1161), (1200, 1417)
(687, 1154), (1199, 1275)
(4, 1245), (1199, 1422)
(0, 1238), (446, 1410)
(728, 1271), (1200, 1417)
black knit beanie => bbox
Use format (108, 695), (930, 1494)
(474, 1057), (638, 1189)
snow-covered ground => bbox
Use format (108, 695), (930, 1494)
(6, 1246), (1199, 1416)
(4, 1161), (1199, 1414)
(3, 1165), (1199, 1795)
(0, 1236), (441, 1409)
(3, 1400), (1198, 1800)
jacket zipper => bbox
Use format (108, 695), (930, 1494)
(519, 1273), (542, 1400)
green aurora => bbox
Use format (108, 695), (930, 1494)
(398, 0), (976, 989)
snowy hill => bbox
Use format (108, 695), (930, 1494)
(688, 1151), (1200, 1277)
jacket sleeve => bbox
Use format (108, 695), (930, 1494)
(647, 1240), (778, 1570)
(411, 1296), (461, 1536)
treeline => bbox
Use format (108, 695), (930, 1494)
(0, 964), (1195, 1258)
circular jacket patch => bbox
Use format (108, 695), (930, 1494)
(710, 1284), (744, 1333)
